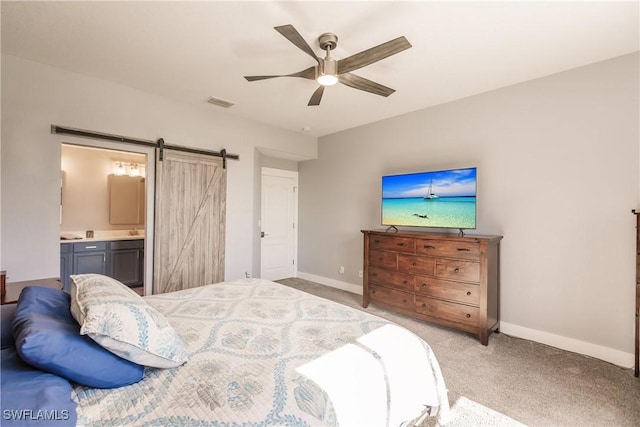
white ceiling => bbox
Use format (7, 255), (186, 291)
(1, 1), (638, 137)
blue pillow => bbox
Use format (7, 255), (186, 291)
(1, 346), (77, 427)
(12, 286), (144, 388)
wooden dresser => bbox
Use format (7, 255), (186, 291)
(362, 229), (502, 345)
(633, 210), (640, 378)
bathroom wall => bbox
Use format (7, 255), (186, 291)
(60, 144), (146, 233)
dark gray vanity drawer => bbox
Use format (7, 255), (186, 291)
(73, 242), (107, 252)
(109, 239), (144, 250)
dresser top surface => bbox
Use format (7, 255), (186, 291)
(362, 229), (502, 242)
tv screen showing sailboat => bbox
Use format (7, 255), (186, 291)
(382, 167), (477, 229)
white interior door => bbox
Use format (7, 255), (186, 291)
(261, 168), (297, 280)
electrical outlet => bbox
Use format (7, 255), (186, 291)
(245, 272), (251, 278)
(358, 270), (363, 278)
(339, 266), (345, 274)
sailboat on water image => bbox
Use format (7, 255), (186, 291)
(424, 180), (439, 200)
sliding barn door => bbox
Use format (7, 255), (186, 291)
(154, 150), (226, 294)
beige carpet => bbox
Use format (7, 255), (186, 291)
(278, 278), (640, 426)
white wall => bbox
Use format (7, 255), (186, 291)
(298, 53), (639, 366)
(1, 55), (317, 283)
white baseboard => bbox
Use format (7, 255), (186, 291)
(296, 271), (363, 296)
(500, 321), (634, 369)
(295, 271), (634, 369)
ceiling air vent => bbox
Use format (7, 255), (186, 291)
(205, 96), (235, 108)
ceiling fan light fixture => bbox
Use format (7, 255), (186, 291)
(317, 57), (338, 86)
(317, 74), (338, 86)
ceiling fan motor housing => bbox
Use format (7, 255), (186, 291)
(318, 58), (337, 79)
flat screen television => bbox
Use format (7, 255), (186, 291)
(381, 167), (477, 230)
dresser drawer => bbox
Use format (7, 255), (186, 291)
(416, 239), (480, 261)
(369, 250), (398, 269)
(369, 284), (414, 311)
(435, 259), (480, 282)
(415, 276), (480, 306)
(370, 235), (415, 253)
(416, 296), (479, 327)
(398, 254), (434, 276)
(369, 267), (413, 292)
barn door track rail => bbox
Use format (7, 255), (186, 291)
(51, 125), (239, 168)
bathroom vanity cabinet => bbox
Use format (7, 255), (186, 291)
(60, 239), (144, 291)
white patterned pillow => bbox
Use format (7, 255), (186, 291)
(70, 274), (188, 368)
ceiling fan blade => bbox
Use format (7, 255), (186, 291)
(338, 73), (395, 97)
(244, 66), (316, 82)
(337, 36), (411, 74)
(275, 24), (320, 64)
(308, 86), (325, 106)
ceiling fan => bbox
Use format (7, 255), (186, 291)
(244, 24), (412, 106)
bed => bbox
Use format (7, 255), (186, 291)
(2, 276), (449, 427)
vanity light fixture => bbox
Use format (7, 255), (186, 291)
(129, 163), (140, 177)
(112, 161), (145, 177)
(115, 162), (126, 176)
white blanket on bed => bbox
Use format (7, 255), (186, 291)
(72, 279), (449, 426)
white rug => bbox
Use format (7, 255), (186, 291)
(423, 391), (525, 427)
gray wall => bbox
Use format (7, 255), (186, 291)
(261, 156), (299, 172)
(1, 55), (317, 282)
(298, 53), (639, 366)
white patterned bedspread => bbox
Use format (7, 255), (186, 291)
(72, 279), (449, 426)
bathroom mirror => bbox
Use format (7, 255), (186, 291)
(109, 174), (145, 224)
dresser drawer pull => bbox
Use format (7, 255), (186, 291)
(423, 245), (436, 249)
(402, 299), (407, 303)
(372, 290), (376, 294)
(454, 267), (460, 273)
(421, 303), (426, 308)
(84, 245), (97, 249)
(412, 262), (417, 266)
(402, 280), (408, 284)
(457, 248), (470, 252)
(397, 242), (406, 247)
(466, 314), (471, 318)
(374, 239), (381, 244)
(421, 283), (426, 288)
(467, 291), (471, 296)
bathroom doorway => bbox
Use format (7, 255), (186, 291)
(60, 142), (155, 295)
